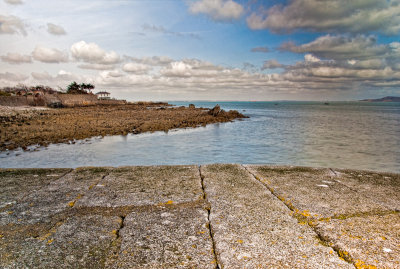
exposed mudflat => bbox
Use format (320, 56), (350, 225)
(1, 165), (399, 268)
(0, 103), (246, 151)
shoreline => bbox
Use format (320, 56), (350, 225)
(0, 103), (247, 152)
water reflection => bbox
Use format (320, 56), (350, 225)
(1, 102), (399, 173)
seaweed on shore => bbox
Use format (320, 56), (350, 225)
(0, 103), (247, 151)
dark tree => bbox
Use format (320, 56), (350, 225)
(66, 82), (95, 94)
(66, 81), (81, 94)
(80, 83), (95, 93)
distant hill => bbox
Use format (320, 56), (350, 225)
(360, 96), (400, 102)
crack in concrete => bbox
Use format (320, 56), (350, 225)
(242, 165), (356, 268)
(199, 165), (220, 269)
(329, 168), (362, 194)
(328, 168), (399, 212)
(106, 214), (127, 268)
(68, 170), (110, 208)
(19, 169), (73, 201)
(115, 215), (125, 239)
(73, 200), (206, 217)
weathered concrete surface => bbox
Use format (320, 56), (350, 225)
(0, 168), (71, 212)
(1, 165), (399, 268)
(1, 215), (121, 268)
(244, 165), (391, 219)
(76, 165), (203, 208)
(201, 164), (352, 268)
(0, 167), (109, 226)
(332, 168), (400, 211)
(111, 203), (215, 269)
(245, 165), (400, 268)
(316, 213), (400, 268)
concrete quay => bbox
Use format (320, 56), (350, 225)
(0, 164), (399, 268)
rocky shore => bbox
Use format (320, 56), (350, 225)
(0, 103), (246, 151)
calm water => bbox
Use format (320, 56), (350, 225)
(1, 101), (399, 173)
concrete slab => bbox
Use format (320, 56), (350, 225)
(331, 168), (400, 211)
(0, 167), (108, 226)
(109, 202), (215, 269)
(1, 165), (399, 268)
(316, 212), (400, 268)
(245, 165), (388, 219)
(201, 164), (352, 268)
(0, 214), (120, 268)
(76, 165), (203, 207)
(0, 168), (71, 211)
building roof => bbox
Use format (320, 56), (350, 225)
(95, 91), (110, 95)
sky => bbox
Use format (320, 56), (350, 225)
(1, 0), (400, 101)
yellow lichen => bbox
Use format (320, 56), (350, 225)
(355, 259), (378, 269)
(157, 200), (174, 206)
(301, 210), (311, 217)
(47, 239), (54, 245)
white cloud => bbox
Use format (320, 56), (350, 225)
(262, 60), (284, 70)
(348, 60), (357, 65)
(32, 46), (69, 63)
(0, 14), (26, 35)
(1, 52), (32, 64)
(122, 63), (151, 74)
(4, 0), (23, 5)
(161, 61), (193, 77)
(31, 71), (52, 81)
(247, 0), (400, 35)
(142, 24), (200, 39)
(78, 63), (116, 70)
(189, 0), (244, 22)
(70, 41), (120, 65)
(304, 54), (320, 63)
(0, 72), (28, 81)
(280, 35), (389, 60)
(126, 56), (173, 66)
(160, 59), (224, 78)
(47, 23), (66, 35)
(30, 70), (88, 87)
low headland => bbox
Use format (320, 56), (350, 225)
(0, 83), (247, 151)
(360, 96), (400, 102)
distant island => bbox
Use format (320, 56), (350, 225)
(360, 96), (400, 102)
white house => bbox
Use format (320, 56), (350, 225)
(95, 91), (111, 100)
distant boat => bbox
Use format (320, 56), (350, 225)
(324, 102), (330, 105)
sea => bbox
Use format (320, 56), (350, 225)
(1, 101), (399, 173)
